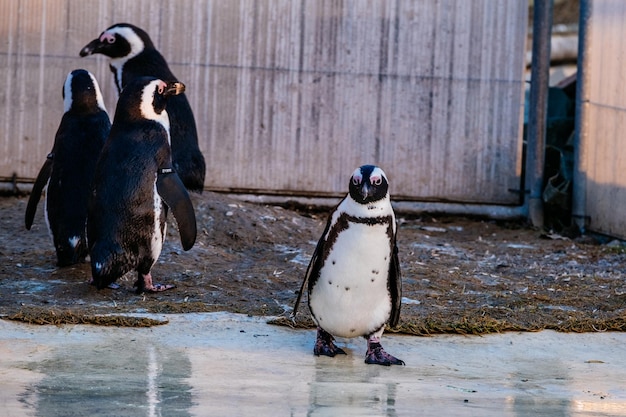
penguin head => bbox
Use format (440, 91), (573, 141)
(62, 69), (107, 114)
(348, 165), (389, 204)
(79, 23), (152, 59)
(114, 76), (185, 128)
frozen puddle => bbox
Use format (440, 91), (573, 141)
(1, 312), (625, 416)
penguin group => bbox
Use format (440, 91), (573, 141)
(25, 24), (404, 366)
(26, 23), (199, 293)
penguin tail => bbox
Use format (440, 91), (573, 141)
(89, 242), (131, 289)
(54, 235), (88, 267)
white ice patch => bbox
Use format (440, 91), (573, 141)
(274, 245), (310, 266)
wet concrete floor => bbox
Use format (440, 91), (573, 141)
(1, 312), (625, 416)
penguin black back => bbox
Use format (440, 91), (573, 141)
(25, 69), (110, 267)
(79, 23), (206, 193)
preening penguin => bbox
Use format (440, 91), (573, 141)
(25, 69), (110, 267)
(293, 165), (404, 366)
(87, 76), (197, 294)
(79, 23), (206, 193)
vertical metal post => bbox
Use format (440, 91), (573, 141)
(572, 0), (592, 233)
(525, 0), (554, 228)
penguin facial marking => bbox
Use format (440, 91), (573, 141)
(100, 32), (116, 44)
(140, 79), (171, 132)
(88, 72), (107, 112)
(62, 69), (107, 114)
(348, 165), (389, 205)
(104, 26), (145, 61)
(103, 26), (145, 90)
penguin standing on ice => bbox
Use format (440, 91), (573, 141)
(292, 165), (404, 366)
(25, 69), (110, 267)
(79, 23), (206, 193)
(88, 76), (197, 293)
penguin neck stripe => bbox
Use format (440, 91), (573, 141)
(343, 214), (393, 226)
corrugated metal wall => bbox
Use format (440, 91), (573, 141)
(0, 0), (528, 204)
(575, 0), (626, 238)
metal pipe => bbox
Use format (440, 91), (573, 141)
(228, 194), (528, 221)
(525, 0), (554, 228)
(572, 0), (592, 233)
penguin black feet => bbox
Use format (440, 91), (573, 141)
(364, 337), (405, 366)
(314, 328), (346, 357)
(134, 272), (176, 294)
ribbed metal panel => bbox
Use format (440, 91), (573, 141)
(577, 0), (626, 238)
(0, 0), (527, 204)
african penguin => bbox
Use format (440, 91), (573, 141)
(79, 23), (206, 193)
(87, 76), (197, 294)
(292, 165), (404, 366)
(25, 69), (110, 267)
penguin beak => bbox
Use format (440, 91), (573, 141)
(360, 183), (373, 201)
(163, 82), (186, 97)
(79, 38), (102, 57)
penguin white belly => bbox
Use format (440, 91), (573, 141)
(310, 223), (392, 338)
(150, 182), (165, 262)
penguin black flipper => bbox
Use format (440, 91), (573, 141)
(156, 168), (197, 251)
(25, 154), (53, 230)
(388, 241), (402, 328)
(290, 199), (339, 320)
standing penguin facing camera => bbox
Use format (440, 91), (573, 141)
(79, 23), (206, 193)
(25, 69), (110, 267)
(88, 76), (197, 294)
(292, 165), (404, 366)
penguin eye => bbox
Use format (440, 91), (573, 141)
(352, 177), (361, 186)
(106, 35), (115, 44)
(157, 85), (164, 94)
(371, 177), (382, 186)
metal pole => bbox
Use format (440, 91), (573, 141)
(572, 0), (591, 233)
(525, 0), (554, 228)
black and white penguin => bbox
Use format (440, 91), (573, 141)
(293, 165), (404, 366)
(25, 69), (110, 267)
(79, 23), (206, 193)
(87, 76), (197, 294)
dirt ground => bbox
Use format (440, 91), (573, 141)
(1, 190), (625, 335)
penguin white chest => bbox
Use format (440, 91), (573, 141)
(150, 181), (166, 261)
(310, 222), (392, 338)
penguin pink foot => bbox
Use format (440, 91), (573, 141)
(364, 336), (404, 366)
(134, 273), (176, 294)
(314, 328), (346, 357)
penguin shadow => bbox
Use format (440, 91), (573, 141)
(307, 343), (399, 417)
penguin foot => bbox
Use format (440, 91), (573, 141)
(88, 278), (120, 290)
(364, 341), (405, 366)
(314, 328), (346, 357)
(144, 283), (176, 293)
(134, 273), (176, 294)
